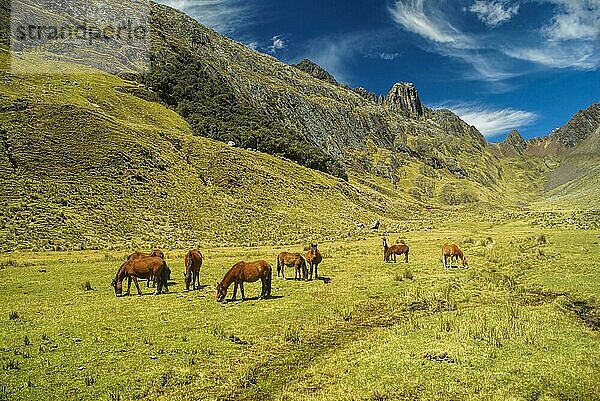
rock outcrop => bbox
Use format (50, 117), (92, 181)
(292, 59), (339, 86)
(352, 87), (384, 104)
(492, 130), (528, 157)
(384, 82), (424, 117)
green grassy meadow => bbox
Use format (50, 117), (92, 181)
(1, 221), (598, 400)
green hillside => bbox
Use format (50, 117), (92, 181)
(1, 46), (562, 251)
(0, 48), (404, 251)
(0, 0), (597, 252)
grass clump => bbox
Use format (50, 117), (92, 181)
(284, 327), (300, 344)
(80, 281), (94, 291)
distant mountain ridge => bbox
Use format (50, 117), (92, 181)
(490, 102), (600, 206)
(493, 103), (600, 158)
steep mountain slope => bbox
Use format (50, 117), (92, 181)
(541, 104), (600, 204)
(527, 103), (600, 157)
(144, 3), (502, 192)
(2, 0), (509, 204)
(489, 103), (600, 206)
(545, 124), (600, 205)
(0, 48), (424, 251)
(490, 130), (528, 157)
(1, 0), (597, 252)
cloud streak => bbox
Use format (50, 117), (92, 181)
(156, 0), (256, 36)
(388, 0), (468, 44)
(542, 0), (600, 41)
(437, 103), (539, 138)
(388, 0), (600, 84)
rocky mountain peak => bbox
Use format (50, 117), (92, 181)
(549, 102), (600, 148)
(292, 59), (338, 86)
(497, 130), (528, 156)
(385, 82), (424, 117)
(505, 130), (526, 147)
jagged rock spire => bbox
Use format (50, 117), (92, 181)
(499, 130), (528, 156)
(385, 82), (424, 117)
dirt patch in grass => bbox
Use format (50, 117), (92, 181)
(520, 289), (569, 306)
(565, 300), (600, 331)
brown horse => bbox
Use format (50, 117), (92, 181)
(126, 249), (168, 288)
(184, 249), (203, 291)
(306, 244), (323, 280)
(216, 260), (272, 302)
(441, 244), (468, 268)
(383, 238), (409, 263)
(276, 252), (308, 280)
(112, 256), (169, 296)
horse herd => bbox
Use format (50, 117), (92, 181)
(111, 243), (323, 301)
(111, 240), (467, 301)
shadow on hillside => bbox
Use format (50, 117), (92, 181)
(315, 276), (331, 284)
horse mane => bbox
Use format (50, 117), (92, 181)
(220, 261), (242, 290)
(114, 261), (128, 283)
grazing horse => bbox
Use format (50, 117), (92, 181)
(216, 260), (272, 302)
(306, 244), (323, 280)
(383, 238), (409, 263)
(184, 249), (203, 291)
(276, 252), (308, 280)
(112, 256), (169, 296)
(441, 244), (468, 268)
(126, 249), (167, 288)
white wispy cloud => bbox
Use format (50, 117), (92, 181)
(389, 0), (468, 44)
(301, 37), (353, 83)
(268, 35), (286, 54)
(388, 0), (600, 84)
(542, 0), (600, 41)
(504, 42), (599, 70)
(156, 0), (256, 36)
(469, 0), (519, 27)
(437, 103), (539, 138)
(245, 41), (259, 51)
(299, 33), (379, 84)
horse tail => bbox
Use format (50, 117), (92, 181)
(160, 261), (169, 283)
(276, 255), (281, 276)
(300, 257), (307, 280)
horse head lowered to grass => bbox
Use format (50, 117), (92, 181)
(126, 249), (169, 288)
(216, 260), (272, 302)
(441, 244), (468, 268)
(112, 256), (169, 296)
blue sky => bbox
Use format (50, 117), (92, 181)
(158, 0), (599, 141)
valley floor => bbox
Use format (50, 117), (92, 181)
(0, 220), (599, 400)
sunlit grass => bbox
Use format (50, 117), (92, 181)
(0, 221), (598, 400)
